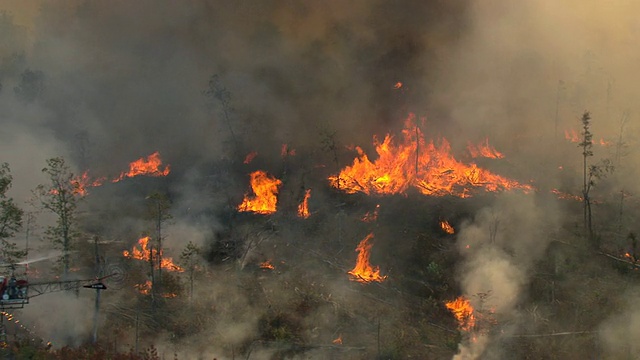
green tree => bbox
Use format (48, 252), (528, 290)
(0, 163), (25, 264)
(34, 157), (79, 278)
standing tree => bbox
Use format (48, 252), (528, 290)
(0, 163), (25, 264)
(578, 111), (613, 246)
(34, 157), (79, 278)
(146, 192), (171, 297)
(179, 241), (201, 303)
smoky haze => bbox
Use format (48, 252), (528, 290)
(1, 1), (640, 359)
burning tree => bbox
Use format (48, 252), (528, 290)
(0, 163), (25, 264)
(34, 157), (79, 278)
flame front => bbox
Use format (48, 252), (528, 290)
(440, 220), (455, 234)
(329, 114), (532, 197)
(445, 296), (476, 332)
(297, 189), (311, 218)
(123, 236), (184, 272)
(237, 170), (282, 214)
(348, 233), (387, 283)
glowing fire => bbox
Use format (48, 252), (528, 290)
(237, 170), (282, 214)
(260, 260), (275, 270)
(332, 335), (343, 344)
(123, 236), (184, 272)
(551, 189), (583, 201)
(564, 129), (611, 146)
(361, 204), (380, 222)
(329, 113), (532, 197)
(445, 296), (476, 332)
(71, 171), (105, 196)
(393, 82), (403, 89)
(113, 151), (170, 182)
(135, 280), (152, 295)
(297, 189), (311, 218)
(348, 233), (387, 283)
(467, 138), (504, 159)
(440, 220), (455, 234)
(281, 144), (296, 157)
(244, 151), (258, 164)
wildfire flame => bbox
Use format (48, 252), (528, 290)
(297, 189), (311, 218)
(332, 335), (343, 344)
(445, 296), (476, 331)
(361, 204), (380, 222)
(123, 236), (184, 272)
(69, 151), (170, 196)
(551, 189), (583, 202)
(393, 82), (403, 89)
(467, 138), (504, 159)
(440, 220), (455, 234)
(564, 129), (611, 146)
(348, 233), (387, 283)
(113, 151), (170, 182)
(281, 144), (296, 157)
(329, 113), (532, 197)
(134, 279), (178, 297)
(244, 151), (258, 164)
(260, 260), (275, 270)
(237, 170), (282, 214)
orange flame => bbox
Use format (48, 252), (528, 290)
(551, 189), (582, 201)
(135, 280), (152, 295)
(123, 236), (184, 272)
(348, 233), (387, 283)
(393, 82), (403, 89)
(445, 296), (476, 331)
(332, 335), (343, 344)
(260, 260), (275, 270)
(297, 189), (311, 218)
(565, 129), (611, 146)
(467, 138), (504, 159)
(244, 151), (258, 164)
(440, 220), (455, 234)
(329, 113), (532, 197)
(237, 170), (282, 214)
(113, 151), (170, 182)
(361, 204), (380, 222)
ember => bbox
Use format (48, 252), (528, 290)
(348, 233), (387, 283)
(237, 170), (282, 214)
(361, 204), (380, 222)
(329, 113), (532, 197)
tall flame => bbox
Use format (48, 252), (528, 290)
(113, 151), (170, 182)
(329, 114), (532, 197)
(237, 170), (282, 214)
(123, 236), (184, 272)
(297, 189), (311, 218)
(348, 233), (387, 283)
(445, 296), (476, 331)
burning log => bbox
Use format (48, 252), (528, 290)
(237, 170), (282, 214)
(348, 233), (387, 283)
